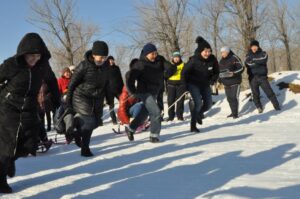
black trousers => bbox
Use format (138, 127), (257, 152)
(224, 84), (241, 116)
(100, 91), (118, 123)
(250, 76), (280, 109)
(167, 84), (185, 119)
(157, 88), (164, 114)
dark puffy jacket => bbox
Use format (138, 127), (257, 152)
(218, 51), (244, 86)
(107, 64), (124, 96)
(126, 55), (174, 96)
(0, 33), (60, 157)
(245, 48), (268, 79)
(181, 53), (219, 88)
(66, 50), (110, 116)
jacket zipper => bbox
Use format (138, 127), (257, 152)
(14, 68), (32, 156)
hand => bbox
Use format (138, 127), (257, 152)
(228, 72), (234, 77)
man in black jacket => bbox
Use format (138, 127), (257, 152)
(182, 36), (219, 132)
(245, 40), (280, 113)
(0, 33), (60, 193)
(101, 56), (124, 125)
(66, 41), (110, 157)
(126, 43), (174, 143)
(219, 46), (244, 118)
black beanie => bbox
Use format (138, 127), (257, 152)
(250, 40), (260, 47)
(195, 36), (211, 54)
(142, 43), (157, 56)
(92, 41), (109, 56)
(107, 55), (114, 60)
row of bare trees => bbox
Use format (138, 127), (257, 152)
(29, 0), (300, 83)
(28, 0), (99, 74)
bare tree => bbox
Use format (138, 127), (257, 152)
(124, 0), (194, 60)
(224, 0), (267, 89)
(224, 0), (267, 54)
(28, 0), (99, 72)
(196, 0), (225, 58)
(269, 0), (294, 71)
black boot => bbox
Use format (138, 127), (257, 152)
(190, 120), (200, 133)
(125, 126), (134, 141)
(73, 131), (82, 148)
(227, 113), (233, 118)
(0, 159), (12, 193)
(81, 148), (94, 157)
(150, 137), (160, 143)
(110, 110), (118, 125)
(0, 176), (12, 194)
(81, 131), (93, 157)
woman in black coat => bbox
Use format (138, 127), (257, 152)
(65, 41), (110, 157)
(0, 33), (60, 193)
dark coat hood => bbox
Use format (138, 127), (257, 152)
(16, 33), (51, 63)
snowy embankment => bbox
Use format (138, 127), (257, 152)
(3, 71), (300, 199)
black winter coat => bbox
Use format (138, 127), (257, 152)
(245, 48), (268, 79)
(107, 64), (124, 97)
(126, 55), (174, 96)
(181, 54), (219, 88)
(66, 50), (110, 116)
(218, 51), (244, 86)
(0, 33), (60, 157)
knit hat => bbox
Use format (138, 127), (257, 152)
(250, 40), (260, 47)
(69, 65), (75, 72)
(172, 51), (181, 58)
(107, 55), (114, 60)
(92, 41), (109, 56)
(142, 43), (157, 56)
(220, 46), (230, 53)
(195, 36), (211, 54)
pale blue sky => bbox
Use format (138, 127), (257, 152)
(0, 0), (137, 62)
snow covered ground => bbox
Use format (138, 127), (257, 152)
(3, 71), (300, 199)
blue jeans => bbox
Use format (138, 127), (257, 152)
(188, 84), (212, 121)
(132, 94), (161, 138)
(129, 102), (149, 130)
(129, 102), (144, 118)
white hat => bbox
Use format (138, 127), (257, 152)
(220, 46), (230, 53)
(69, 65), (76, 71)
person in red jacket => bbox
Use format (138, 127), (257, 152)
(57, 67), (72, 95)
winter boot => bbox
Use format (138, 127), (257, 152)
(110, 110), (118, 125)
(150, 137), (160, 143)
(177, 116), (184, 121)
(81, 148), (94, 157)
(257, 107), (263, 114)
(81, 131), (93, 157)
(227, 113), (233, 118)
(0, 159), (12, 193)
(125, 126), (134, 141)
(190, 120), (200, 133)
(0, 177), (12, 194)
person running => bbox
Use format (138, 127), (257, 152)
(0, 33), (60, 193)
(118, 59), (149, 132)
(182, 36), (219, 133)
(65, 41), (110, 157)
(101, 56), (124, 125)
(245, 40), (281, 113)
(219, 46), (244, 119)
(126, 43), (174, 143)
(166, 51), (186, 121)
